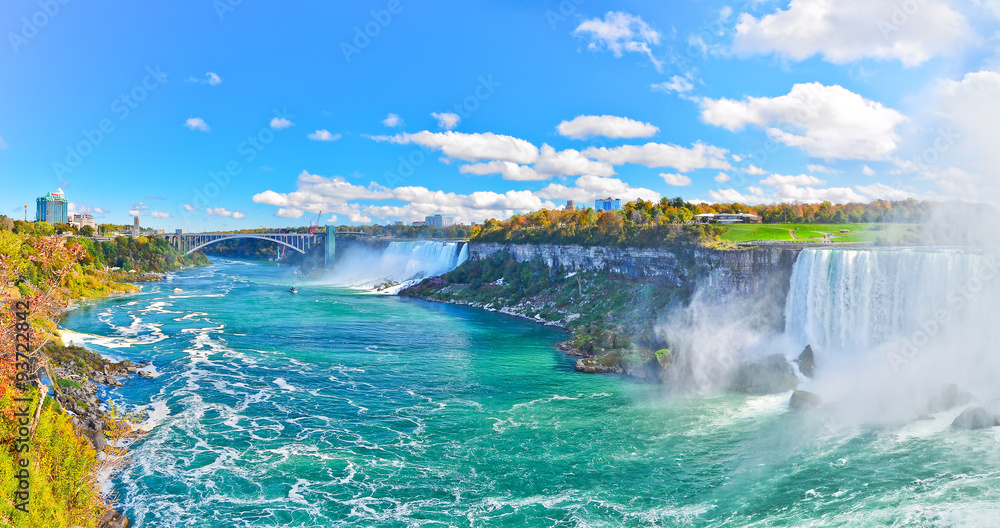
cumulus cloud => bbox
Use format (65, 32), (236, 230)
(379, 131), (540, 164)
(714, 172), (731, 183)
(661, 173), (692, 186)
(308, 129), (341, 141)
(651, 74), (694, 95)
(709, 171), (916, 205)
(382, 113), (403, 127)
(759, 173), (827, 186)
(458, 144), (615, 181)
(732, 0), (973, 66)
(150, 211), (171, 218)
(253, 170), (559, 224)
(270, 117), (294, 129)
(184, 117), (210, 132)
(583, 141), (731, 172)
(460, 161), (545, 181)
(700, 83), (907, 160)
(206, 207), (245, 219)
(183, 204), (197, 211)
(557, 114), (659, 139)
(574, 11), (663, 71)
(536, 175), (661, 204)
(862, 165), (876, 176)
(431, 112), (460, 130)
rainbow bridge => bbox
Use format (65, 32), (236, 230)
(162, 229), (358, 265)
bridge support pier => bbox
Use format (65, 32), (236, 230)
(324, 224), (336, 268)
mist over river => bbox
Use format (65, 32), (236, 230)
(58, 258), (1000, 527)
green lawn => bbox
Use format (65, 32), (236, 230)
(720, 223), (920, 244)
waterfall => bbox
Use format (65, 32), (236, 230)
(325, 240), (468, 293)
(784, 248), (1000, 357)
(782, 247), (1000, 421)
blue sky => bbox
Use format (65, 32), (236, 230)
(2, 0), (999, 230)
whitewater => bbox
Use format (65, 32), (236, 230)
(57, 249), (1000, 527)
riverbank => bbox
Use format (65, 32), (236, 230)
(0, 229), (210, 528)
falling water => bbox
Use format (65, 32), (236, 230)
(326, 240), (468, 292)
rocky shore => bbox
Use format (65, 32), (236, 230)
(44, 341), (152, 528)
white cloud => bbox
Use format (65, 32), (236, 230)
(457, 144), (615, 181)
(862, 164), (876, 176)
(308, 129), (341, 141)
(151, 211), (171, 218)
(460, 161), (545, 181)
(183, 204), (197, 211)
(184, 117), (210, 132)
(807, 164), (839, 174)
(536, 175), (660, 204)
(855, 183), (917, 200)
(557, 114), (659, 139)
(708, 188), (767, 204)
(253, 170), (660, 225)
(714, 172), (731, 183)
(651, 74), (694, 95)
(700, 83), (907, 160)
(380, 131), (540, 164)
(533, 144), (615, 177)
(759, 173), (826, 186)
(583, 141), (731, 172)
(206, 207), (244, 218)
(270, 117), (294, 129)
(574, 11), (663, 71)
(732, 0), (973, 66)
(661, 173), (692, 186)
(128, 209), (145, 217)
(382, 113), (403, 127)
(431, 112), (460, 130)
(188, 72), (223, 86)
(744, 165), (767, 175)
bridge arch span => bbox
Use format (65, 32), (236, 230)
(173, 234), (314, 255)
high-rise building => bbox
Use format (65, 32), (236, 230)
(35, 190), (69, 224)
(566, 200), (575, 211)
(595, 197), (621, 211)
(424, 214), (455, 227)
(133, 216), (140, 236)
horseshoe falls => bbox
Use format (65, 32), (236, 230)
(58, 254), (1000, 527)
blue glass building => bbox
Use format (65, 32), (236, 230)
(36, 190), (69, 224)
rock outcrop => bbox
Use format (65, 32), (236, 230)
(789, 390), (822, 410)
(952, 407), (1000, 430)
(796, 345), (815, 378)
(730, 355), (798, 394)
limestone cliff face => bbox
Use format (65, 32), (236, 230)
(468, 243), (798, 295)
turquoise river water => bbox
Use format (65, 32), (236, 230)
(58, 259), (1000, 527)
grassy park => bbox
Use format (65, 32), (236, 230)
(719, 223), (922, 244)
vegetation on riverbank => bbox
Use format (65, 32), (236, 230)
(471, 198), (928, 248)
(403, 250), (695, 378)
(0, 225), (207, 527)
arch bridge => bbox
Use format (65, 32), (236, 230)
(163, 232), (327, 255)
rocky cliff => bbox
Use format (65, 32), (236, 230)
(468, 243), (799, 296)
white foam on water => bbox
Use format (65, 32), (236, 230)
(136, 400), (171, 432)
(273, 378), (298, 391)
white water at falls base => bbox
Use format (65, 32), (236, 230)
(325, 241), (468, 293)
(782, 247), (1000, 422)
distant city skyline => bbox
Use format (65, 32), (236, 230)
(2, 2), (999, 231)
